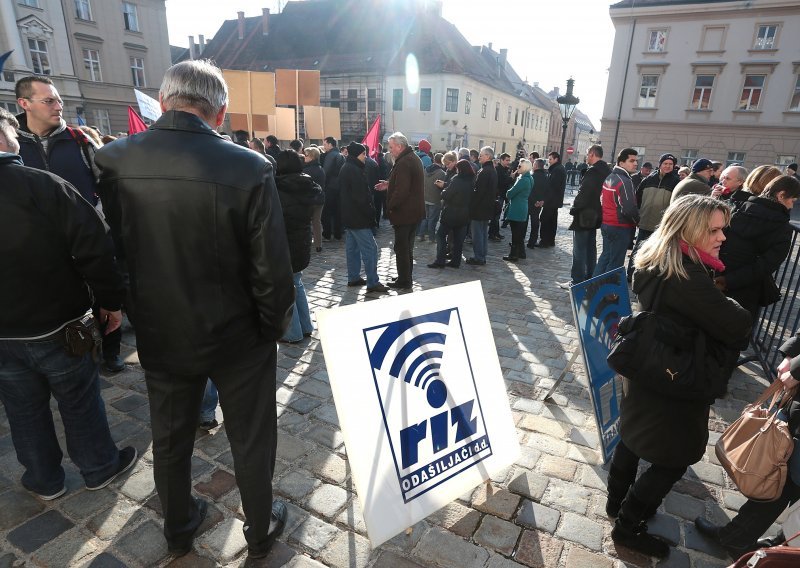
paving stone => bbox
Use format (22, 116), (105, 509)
(313, 404), (340, 427)
(538, 455), (577, 481)
(302, 450), (349, 484)
(722, 490), (747, 512)
(117, 466), (156, 501)
(116, 520), (170, 566)
(684, 524), (729, 559)
(336, 496), (367, 535)
(508, 471), (549, 502)
(7, 509), (74, 553)
(109, 419), (144, 443)
(383, 520), (427, 553)
(513, 530), (564, 568)
(289, 514), (339, 552)
(305, 483), (349, 519)
(473, 515), (521, 556)
(195, 430), (231, 458)
(276, 434), (315, 462)
(486, 552), (528, 568)
(563, 547), (614, 568)
(523, 433), (570, 457)
(87, 552), (128, 567)
(194, 469), (237, 499)
(284, 556), (328, 568)
(514, 446), (542, 470)
(413, 526), (490, 568)
(554, 511), (603, 550)
(217, 449), (235, 469)
(305, 424), (344, 450)
(688, 462), (725, 485)
(164, 550), (217, 567)
(569, 428), (600, 449)
(520, 415), (570, 438)
(258, 541), (297, 568)
(512, 398), (544, 415)
(199, 517), (248, 563)
(516, 500), (560, 534)
(319, 530), (372, 568)
(276, 469), (319, 501)
(664, 491), (706, 521)
(0, 489), (44, 530)
(0, 555), (15, 568)
(426, 501), (482, 538)
(288, 395), (324, 414)
(471, 485), (521, 520)
(87, 500), (144, 540)
(295, 379), (332, 399)
(110, 393), (148, 412)
(541, 480), (591, 515)
(372, 550), (425, 568)
(578, 464), (609, 491)
(656, 548), (691, 568)
(648, 513), (681, 545)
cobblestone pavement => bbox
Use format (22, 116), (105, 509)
(0, 207), (779, 568)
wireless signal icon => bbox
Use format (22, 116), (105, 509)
(367, 309), (453, 409)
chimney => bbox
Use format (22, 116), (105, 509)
(488, 42), (492, 51)
(262, 8), (270, 35)
(499, 48), (508, 69)
(237, 11), (245, 40)
(188, 35), (196, 60)
(198, 34), (205, 55)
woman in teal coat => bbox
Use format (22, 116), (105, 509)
(504, 159), (533, 261)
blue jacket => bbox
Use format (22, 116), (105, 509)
(506, 172), (533, 222)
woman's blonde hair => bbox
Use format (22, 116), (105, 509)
(743, 165), (782, 196)
(442, 150), (458, 165)
(303, 146), (320, 161)
(634, 194), (731, 280)
(517, 158), (532, 174)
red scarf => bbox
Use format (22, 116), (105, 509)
(680, 240), (725, 272)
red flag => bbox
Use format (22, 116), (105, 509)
(127, 106), (148, 135)
(361, 115), (381, 160)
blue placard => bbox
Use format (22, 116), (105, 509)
(568, 267), (632, 463)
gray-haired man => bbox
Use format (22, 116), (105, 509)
(96, 60), (294, 559)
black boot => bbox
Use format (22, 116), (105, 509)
(612, 490), (669, 558)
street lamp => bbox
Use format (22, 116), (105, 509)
(556, 78), (580, 160)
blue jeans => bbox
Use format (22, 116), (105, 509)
(570, 229), (597, 284)
(593, 224), (635, 277)
(346, 228), (380, 287)
(0, 335), (120, 495)
(200, 379), (218, 423)
(470, 220), (489, 262)
(281, 272), (313, 342)
(417, 203), (441, 240)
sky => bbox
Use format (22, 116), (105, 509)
(165, 0), (616, 127)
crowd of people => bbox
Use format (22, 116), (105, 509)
(2, 58), (800, 563)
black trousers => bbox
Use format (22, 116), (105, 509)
(321, 187), (342, 239)
(373, 191), (386, 224)
(509, 220), (528, 258)
(393, 223), (417, 285)
(527, 205), (542, 246)
(145, 346), (278, 554)
(538, 206), (559, 245)
(608, 440), (687, 514)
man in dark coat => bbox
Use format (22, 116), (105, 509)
(527, 159), (548, 248)
(466, 146), (498, 265)
(539, 151), (566, 247)
(559, 145), (611, 287)
(491, 152), (513, 239)
(321, 136), (345, 239)
(96, 61), (294, 559)
(376, 132), (425, 289)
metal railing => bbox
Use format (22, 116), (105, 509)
(741, 222), (800, 379)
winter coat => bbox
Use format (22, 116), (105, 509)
(529, 169), (548, 207)
(275, 172), (323, 273)
(469, 162), (498, 220)
(302, 160), (326, 201)
(781, 332), (800, 382)
(719, 196), (793, 319)
(569, 160), (610, 230)
(440, 173), (472, 227)
(365, 155), (380, 192)
(671, 173), (711, 202)
(637, 171), (679, 232)
(322, 148), (345, 193)
(623, 257), (751, 467)
(423, 163), (446, 204)
(340, 156), (376, 230)
(505, 171), (532, 222)
(546, 162), (567, 208)
(601, 166), (640, 228)
(387, 146), (425, 226)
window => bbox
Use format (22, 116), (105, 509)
(83, 48), (101, 81)
(501, 142), (506, 153)
(122, 2), (139, 32)
(329, 89), (339, 108)
(726, 152), (745, 167)
(681, 149), (698, 166)
(93, 109), (111, 135)
(754, 25), (777, 50)
(445, 88), (458, 112)
(367, 88), (376, 112)
(347, 89), (357, 112)
(75, 0), (92, 20)
(465, 92), (471, 115)
(481, 97), (487, 118)
(0, 102), (20, 114)
(700, 25), (726, 52)
(739, 75), (765, 110)
(690, 75), (714, 110)
(494, 102), (500, 121)
(19, 0), (39, 7)
(28, 39), (50, 75)
(776, 155), (796, 168)
(638, 75), (658, 108)
(130, 57), (145, 87)
(419, 88), (431, 112)
(506, 106), (512, 123)
(392, 88), (402, 111)
(647, 29), (667, 52)
(514, 108), (519, 126)
(790, 76), (800, 111)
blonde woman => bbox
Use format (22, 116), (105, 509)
(606, 195), (751, 558)
(742, 164), (782, 197)
(503, 158), (533, 262)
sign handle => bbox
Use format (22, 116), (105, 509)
(542, 350), (580, 401)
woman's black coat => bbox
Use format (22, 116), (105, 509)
(440, 174), (473, 228)
(275, 173), (323, 273)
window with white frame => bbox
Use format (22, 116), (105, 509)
(753, 25), (777, 50)
(93, 109), (111, 135)
(506, 105), (512, 123)
(681, 149), (698, 166)
(445, 88), (458, 112)
(494, 102), (500, 121)
(392, 88), (402, 111)
(726, 152), (745, 166)
(75, 0), (92, 20)
(19, 0), (39, 7)
(514, 108), (519, 126)
(481, 97), (486, 118)
(690, 75), (714, 109)
(123, 2), (139, 32)
(130, 57), (145, 87)
(790, 76), (800, 111)
(631, 146), (646, 166)
(419, 88), (431, 112)
(465, 92), (471, 115)
(776, 155), (796, 168)
(647, 29), (668, 52)
(0, 102), (20, 114)
(638, 75), (658, 108)
(28, 38), (50, 75)
(82, 48), (101, 81)
(738, 75), (765, 110)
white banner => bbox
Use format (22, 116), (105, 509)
(134, 89), (161, 121)
(317, 281), (520, 547)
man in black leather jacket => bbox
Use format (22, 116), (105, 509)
(96, 60), (294, 559)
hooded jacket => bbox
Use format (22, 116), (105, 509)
(340, 156), (376, 230)
(275, 172), (324, 273)
(601, 166), (640, 228)
(636, 170), (680, 232)
(671, 173), (712, 202)
(423, 163), (446, 204)
(569, 159), (611, 230)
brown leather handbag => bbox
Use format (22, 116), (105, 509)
(716, 381), (794, 502)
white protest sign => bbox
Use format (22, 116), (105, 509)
(317, 281), (520, 547)
(134, 89), (162, 121)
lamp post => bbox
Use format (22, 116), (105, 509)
(556, 78), (580, 159)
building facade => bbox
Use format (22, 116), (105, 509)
(0, 0), (171, 133)
(602, 0), (800, 170)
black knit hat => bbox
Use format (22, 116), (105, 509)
(659, 153), (677, 166)
(346, 142), (365, 158)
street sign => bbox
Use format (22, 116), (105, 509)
(567, 146), (575, 155)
